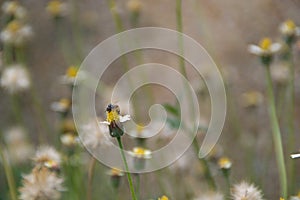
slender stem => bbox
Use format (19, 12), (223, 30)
(286, 45), (295, 194)
(87, 157), (96, 200)
(176, 0), (187, 78)
(116, 137), (137, 200)
(0, 145), (18, 200)
(192, 139), (217, 190)
(264, 64), (287, 198)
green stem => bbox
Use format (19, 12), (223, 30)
(286, 45), (295, 194)
(192, 139), (217, 190)
(264, 64), (287, 198)
(0, 145), (18, 200)
(176, 0), (187, 78)
(87, 157), (96, 200)
(116, 137), (137, 200)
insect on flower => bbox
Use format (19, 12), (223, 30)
(101, 104), (131, 138)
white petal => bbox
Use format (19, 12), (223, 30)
(291, 153), (300, 159)
(247, 45), (263, 55)
(100, 121), (110, 125)
(119, 115), (131, 122)
(270, 43), (282, 53)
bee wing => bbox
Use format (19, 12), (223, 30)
(291, 153), (300, 159)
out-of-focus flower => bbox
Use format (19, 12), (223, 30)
(194, 192), (224, 200)
(218, 157), (232, 170)
(60, 66), (78, 85)
(129, 147), (152, 159)
(4, 126), (34, 164)
(107, 167), (124, 189)
(60, 133), (78, 147)
(158, 195), (169, 200)
(0, 20), (33, 46)
(46, 0), (68, 18)
(240, 90), (263, 108)
(248, 38), (281, 65)
(19, 167), (65, 200)
(271, 62), (289, 85)
(279, 20), (300, 45)
(127, 0), (142, 13)
(80, 120), (112, 149)
(231, 181), (263, 200)
(0, 64), (31, 94)
(290, 192), (300, 200)
(33, 146), (61, 171)
(51, 98), (71, 114)
(101, 104), (131, 138)
(2, 1), (27, 19)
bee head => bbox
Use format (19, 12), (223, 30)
(106, 104), (113, 112)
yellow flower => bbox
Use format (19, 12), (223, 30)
(279, 19), (300, 36)
(158, 195), (169, 200)
(46, 0), (68, 17)
(107, 168), (124, 177)
(218, 157), (232, 169)
(106, 108), (120, 123)
(3, 1), (19, 14)
(248, 37), (281, 56)
(280, 198), (285, 200)
(241, 90), (263, 108)
(7, 20), (22, 33)
(66, 66), (78, 78)
(127, 0), (142, 12)
(129, 147), (152, 159)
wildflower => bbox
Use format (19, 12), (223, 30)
(33, 146), (61, 171)
(279, 20), (300, 45)
(231, 181), (263, 200)
(4, 126), (34, 164)
(240, 90), (263, 108)
(60, 133), (78, 147)
(19, 167), (65, 200)
(51, 98), (71, 115)
(107, 167), (124, 189)
(60, 66), (78, 85)
(46, 0), (68, 18)
(158, 195), (169, 200)
(248, 38), (281, 65)
(2, 1), (27, 19)
(101, 104), (130, 137)
(129, 147), (152, 170)
(194, 192), (224, 200)
(80, 120), (113, 149)
(290, 192), (300, 200)
(0, 20), (33, 46)
(0, 64), (31, 94)
(127, 0), (142, 13)
(218, 157), (232, 170)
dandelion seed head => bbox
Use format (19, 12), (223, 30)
(0, 64), (31, 94)
(19, 167), (65, 200)
(33, 146), (61, 170)
(231, 181), (263, 200)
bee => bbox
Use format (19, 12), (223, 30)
(106, 104), (124, 137)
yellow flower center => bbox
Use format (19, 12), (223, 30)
(44, 160), (58, 168)
(106, 109), (120, 123)
(127, 0), (142, 12)
(136, 124), (144, 133)
(259, 38), (272, 50)
(47, 0), (62, 16)
(280, 198), (285, 200)
(218, 157), (232, 169)
(158, 195), (169, 200)
(59, 98), (71, 108)
(133, 147), (147, 156)
(110, 168), (123, 176)
(285, 19), (296, 30)
(7, 20), (21, 33)
(66, 66), (78, 78)
(297, 191), (300, 198)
